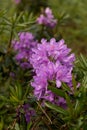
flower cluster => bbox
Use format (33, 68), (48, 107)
(30, 38), (75, 107)
(37, 7), (57, 28)
(12, 32), (37, 69)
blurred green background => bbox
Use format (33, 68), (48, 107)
(0, 0), (87, 55)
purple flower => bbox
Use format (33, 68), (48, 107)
(37, 7), (57, 28)
(23, 104), (35, 123)
(12, 32), (37, 69)
(30, 38), (75, 107)
(56, 97), (67, 109)
(16, 104), (35, 124)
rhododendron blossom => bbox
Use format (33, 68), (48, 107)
(37, 7), (57, 28)
(30, 38), (75, 107)
(12, 32), (37, 69)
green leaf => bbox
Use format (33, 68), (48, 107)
(65, 93), (73, 116)
(10, 94), (20, 103)
(62, 83), (71, 92)
(76, 54), (87, 72)
(80, 54), (87, 68)
(3, 17), (11, 26)
(45, 102), (68, 116)
(16, 12), (24, 23)
(48, 86), (65, 98)
(16, 82), (22, 100)
(0, 95), (10, 102)
(9, 86), (16, 97)
(10, 82), (22, 100)
(27, 122), (32, 130)
(74, 99), (82, 117)
(72, 75), (77, 92)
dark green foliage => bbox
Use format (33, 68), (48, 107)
(16, 0), (48, 14)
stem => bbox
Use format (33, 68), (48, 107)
(37, 101), (52, 124)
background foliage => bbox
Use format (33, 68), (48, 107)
(0, 0), (87, 54)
